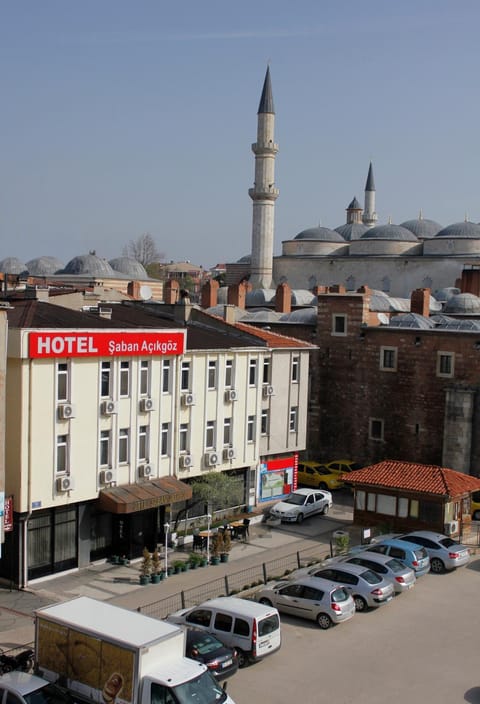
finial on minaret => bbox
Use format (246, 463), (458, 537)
(363, 162), (377, 228)
(419, 209), (423, 220)
(388, 215), (392, 225)
(258, 65), (275, 115)
(465, 212), (469, 222)
(365, 162), (375, 191)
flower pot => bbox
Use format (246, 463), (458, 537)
(220, 553), (229, 563)
(139, 575), (150, 585)
(151, 573), (161, 584)
(190, 562), (198, 569)
(210, 556), (220, 566)
(110, 555), (120, 565)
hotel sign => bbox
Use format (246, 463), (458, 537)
(29, 331), (185, 359)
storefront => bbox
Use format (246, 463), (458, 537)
(258, 455), (298, 503)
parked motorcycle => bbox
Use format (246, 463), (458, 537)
(0, 647), (34, 674)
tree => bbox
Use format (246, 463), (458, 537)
(123, 233), (164, 267)
(173, 472), (244, 531)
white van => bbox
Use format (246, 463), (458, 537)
(166, 596), (281, 667)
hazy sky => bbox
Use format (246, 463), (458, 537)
(1, 0), (480, 270)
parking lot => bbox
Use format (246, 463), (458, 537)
(228, 558), (480, 704)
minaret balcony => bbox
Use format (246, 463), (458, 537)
(251, 141), (279, 155)
(248, 186), (280, 200)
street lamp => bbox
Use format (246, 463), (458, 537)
(164, 522), (170, 578)
(206, 513), (212, 566)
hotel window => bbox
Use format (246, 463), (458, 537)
(56, 435), (68, 474)
(162, 359), (171, 393)
(369, 418), (384, 441)
(179, 423), (189, 452)
(138, 425), (149, 461)
(291, 356), (299, 383)
(380, 347), (397, 371)
(57, 363), (69, 402)
(161, 422), (170, 456)
(223, 417), (232, 446)
(437, 352), (454, 378)
(263, 357), (271, 384)
(208, 360), (217, 390)
(100, 430), (111, 467)
(225, 359), (233, 388)
(101, 361), (111, 398)
(247, 415), (255, 443)
(289, 406), (298, 432)
(119, 428), (129, 464)
(120, 361), (130, 397)
(261, 409), (270, 435)
(205, 420), (215, 449)
(181, 361), (191, 391)
(332, 314), (347, 336)
(249, 359), (257, 386)
(139, 360), (150, 396)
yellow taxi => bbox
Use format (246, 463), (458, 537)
(325, 459), (363, 475)
(297, 461), (344, 490)
(471, 490), (480, 520)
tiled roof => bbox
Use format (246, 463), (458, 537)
(235, 322), (315, 349)
(342, 460), (480, 497)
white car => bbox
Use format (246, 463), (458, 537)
(270, 488), (332, 523)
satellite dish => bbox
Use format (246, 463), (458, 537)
(139, 285), (152, 300)
(378, 313), (389, 325)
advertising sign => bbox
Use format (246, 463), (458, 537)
(3, 495), (13, 532)
(258, 455), (298, 502)
(29, 331), (185, 359)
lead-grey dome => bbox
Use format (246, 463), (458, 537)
(294, 226), (344, 242)
(360, 224), (418, 242)
(0, 257), (27, 274)
(26, 256), (64, 276)
(335, 223), (369, 241)
(400, 218), (443, 239)
(433, 287), (460, 302)
(60, 253), (116, 276)
(237, 254), (251, 263)
(444, 292), (480, 314)
(109, 257), (147, 278)
(435, 221), (480, 239)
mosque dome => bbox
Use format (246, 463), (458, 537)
(237, 254), (251, 263)
(26, 256), (64, 276)
(400, 218), (443, 239)
(435, 221), (480, 238)
(360, 224), (418, 242)
(0, 257), (27, 274)
(60, 253), (116, 276)
(433, 287), (460, 302)
(444, 292), (480, 315)
(335, 223), (369, 241)
(294, 226), (344, 242)
(109, 257), (147, 278)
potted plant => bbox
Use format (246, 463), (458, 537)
(151, 549), (163, 583)
(210, 531), (223, 565)
(139, 547), (152, 585)
(189, 552), (201, 569)
(220, 529), (231, 563)
(173, 559), (185, 574)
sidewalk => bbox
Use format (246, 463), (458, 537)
(0, 500), (356, 651)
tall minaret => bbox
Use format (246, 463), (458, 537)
(362, 162), (377, 228)
(248, 67), (279, 289)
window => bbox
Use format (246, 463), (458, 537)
(161, 422), (170, 456)
(205, 420), (215, 449)
(223, 417), (232, 446)
(263, 357), (271, 384)
(57, 363), (69, 402)
(120, 361), (130, 397)
(291, 356), (299, 382)
(100, 430), (111, 467)
(179, 423), (189, 453)
(369, 418), (384, 441)
(214, 613), (233, 632)
(376, 494), (396, 516)
(56, 435), (68, 474)
(181, 361), (191, 391)
(119, 428), (129, 464)
(208, 360), (217, 390)
(437, 352), (454, 378)
(138, 425), (149, 461)
(162, 359), (171, 393)
(261, 409), (270, 435)
(247, 415), (255, 443)
(355, 490), (366, 510)
(225, 359), (233, 388)
(380, 346), (397, 371)
(332, 314), (347, 336)
(101, 362), (111, 398)
(289, 406), (298, 432)
(249, 359), (257, 386)
(139, 360), (150, 396)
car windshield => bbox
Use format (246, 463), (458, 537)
(331, 587), (350, 603)
(24, 684), (74, 704)
(258, 613), (280, 636)
(284, 493), (307, 505)
(360, 569), (382, 584)
(172, 670), (227, 704)
(385, 558), (406, 573)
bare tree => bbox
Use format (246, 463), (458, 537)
(123, 232), (164, 266)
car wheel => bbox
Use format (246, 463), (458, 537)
(259, 597), (273, 607)
(319, 482), (328, 490)
(321, 504), (329, 515)
(296, 513), (304, 524)
(236, 649), (249, 668)
(430, 557), (445, 574)
(353, 595), (367, 612)
(316, 613), (333, 630)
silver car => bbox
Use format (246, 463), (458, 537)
(338, 552), (416, 594)
(256, 576), (355, 629)
(304, 562), (395, 611)
(269, 488), (332, 523)
(398, 531), (470, 573)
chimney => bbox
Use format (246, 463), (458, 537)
(227, 281), (250, 310)
(164, 279), (180, 304)
(329, 284), (346, 294)
(201, 279), (219, 308)
(275, 282), (291, 313)
(460, 267), (480, 296)
(410, 288), (430, 317)
(127, 281), (141, 299)
(223, 304), (236, 324)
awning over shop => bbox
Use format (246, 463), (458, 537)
(98, 476), (192, 515)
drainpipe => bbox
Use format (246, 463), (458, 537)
(21, 355), (34, 589)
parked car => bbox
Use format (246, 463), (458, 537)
(397, 531), (470, 573)
(324, 460), (363, 474)
(298, 562), (395, 611)
(297, 462), (344, 490)
(269, 488), (332, 523)
(337, 552), (416, 594)
(184, 627), (239, 681)
(255, 576), (355, 629)
(365, 538), (431, 577)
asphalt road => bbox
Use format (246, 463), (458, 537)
(227, 558), (480, 704)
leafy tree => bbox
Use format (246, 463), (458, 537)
(123, 232), (164, 267)
(173, 472), (244, 531)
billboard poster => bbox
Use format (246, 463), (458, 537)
(258, 455), (298, 502)
(3, 496), (13, 532)
(29, 331), (185, 359)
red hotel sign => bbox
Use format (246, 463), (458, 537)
(29, 331), (186, 359)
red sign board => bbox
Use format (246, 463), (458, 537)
(29, 331), (185, 359)
(4, 496), (13, 532)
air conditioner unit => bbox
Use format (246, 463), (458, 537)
(58, 403), (75, 420)
(101, 400), (118, 415)
(225, 389), (238, 402)
(181, 393), (195, 407)
(139, 397), (155, 412)
(56, 476), (75, 492)
(263, 385), (275, 398)
(205, 452), (219, 467)
(179, 454), (193, 469)
(223, 447), (236, 461)
(444, 520), (459, 535)
(100, 469), (117, 484)
(139, 463), (153, 478)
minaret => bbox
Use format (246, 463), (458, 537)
(346, 196), (363, 224)
(362, 162), (377, 228)
(248, 67), (279, 289)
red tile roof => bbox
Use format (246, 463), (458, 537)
(234, 322), (315, 349)
(342, 460), (480, 497)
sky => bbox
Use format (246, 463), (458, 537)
(2, 0), (480, 271)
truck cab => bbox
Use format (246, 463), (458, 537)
(0, 672), (74, 704)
